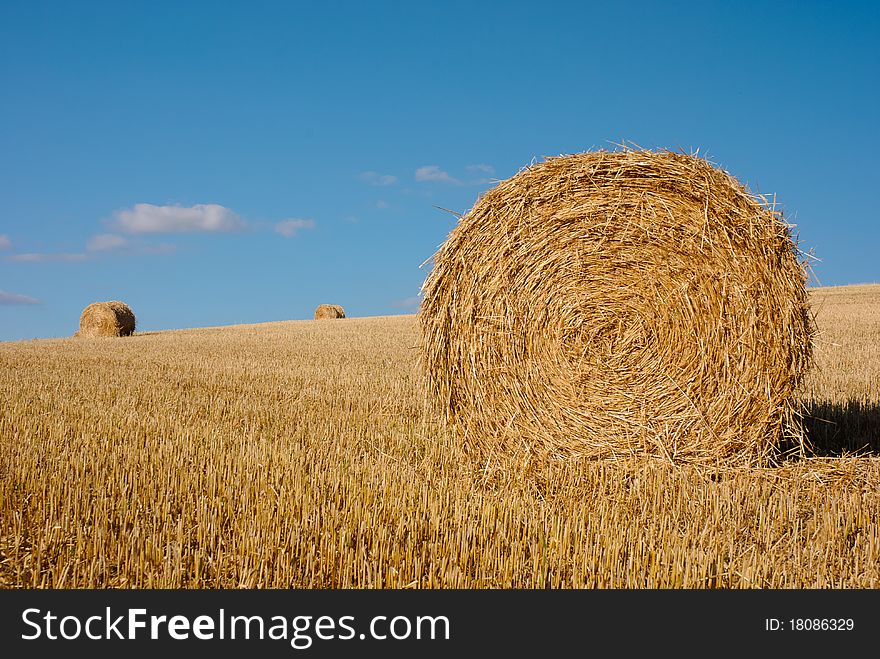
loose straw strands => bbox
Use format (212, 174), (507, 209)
(419, 148), (815, 467)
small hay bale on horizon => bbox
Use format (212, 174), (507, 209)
(76, 301), (136, 337)
(419, 147), (816, 468)
(314, 304), (346, 319)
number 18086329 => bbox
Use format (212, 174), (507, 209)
(765, 618), (855, 631)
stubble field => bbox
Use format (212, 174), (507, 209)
(1, 285), (878, 588)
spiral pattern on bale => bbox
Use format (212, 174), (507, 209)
(419, 149), (815, 466)
(77, 301), (136, 337)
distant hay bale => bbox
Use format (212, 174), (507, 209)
(314, 304), (346, 319)
(419, 148), (815, 467)
(76, 301), (136, 337)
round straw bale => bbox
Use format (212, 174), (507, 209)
(77, 301), (136, 337)
(419, 148), (815, 467)
(314, 303), (346, 319)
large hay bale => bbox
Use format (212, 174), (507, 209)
(419, 148), (815, 467)
(77, 301), (136, 337)
(314, 304), (345, 319)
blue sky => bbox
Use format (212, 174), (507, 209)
(1, 1), (878, 341)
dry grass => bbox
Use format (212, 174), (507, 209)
(76, 301), (136, 338)
(0, 286), (877, 588)
(420, 148), (814, 467)
(801, 284), (880, 457)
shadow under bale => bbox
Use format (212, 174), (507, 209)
(793, 399), (880, 457)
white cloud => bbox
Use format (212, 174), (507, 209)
(358, 171), (397, 186)
(113, 203), (244, 234)
(87, 233), (128, 252)
(465, 163), (498, 185)
(6, 252), (88, 263)
(141, 243), (177, 255)
(466, 163), (495, 175)
(375, 200), (390, 209)
(274, 218), (315, 238)
(415, 165), (460, 184)
(0, 289), (40, 305)
(5, 233), (172, 263)
(392, 295), (421, 309)
(0, 235), (11, 251)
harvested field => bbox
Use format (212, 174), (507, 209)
(0, 286), (878, 588)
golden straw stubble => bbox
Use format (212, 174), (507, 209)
(419, 148), (816, 467)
